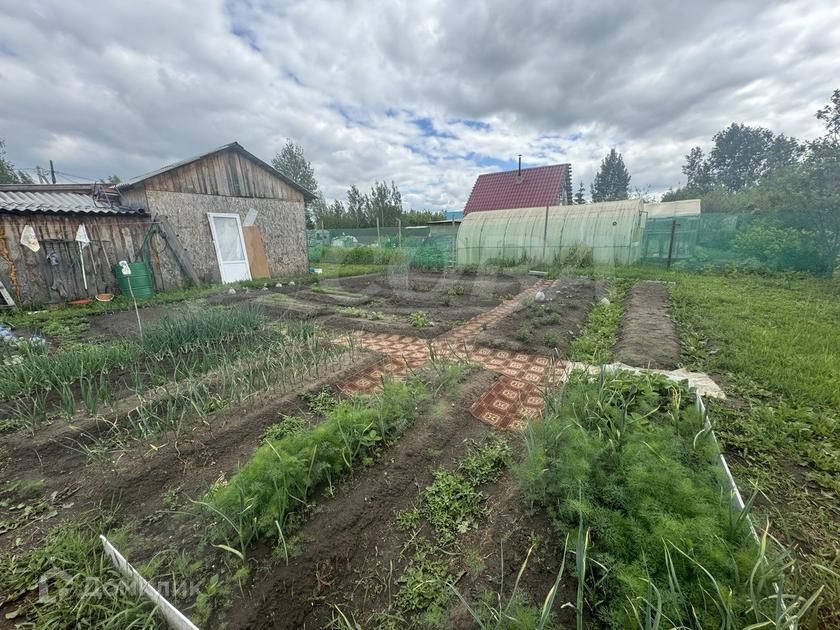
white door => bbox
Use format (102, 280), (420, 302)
(207, 213), (251, 283)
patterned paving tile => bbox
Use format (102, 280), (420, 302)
(337, 280), (559, 423)
(469, 375), (544, 430)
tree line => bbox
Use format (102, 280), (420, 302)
(662, 88), (840, 272)
(271, 140), (442, 229)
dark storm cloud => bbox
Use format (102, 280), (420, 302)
(0, 0), (837, 208)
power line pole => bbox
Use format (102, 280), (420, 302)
(49, 160), (56, 184)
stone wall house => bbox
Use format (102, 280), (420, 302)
(0, 143), (315, 305)
(117, 142), (315, 285)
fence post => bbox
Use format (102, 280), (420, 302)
(397, 219), (402, 248)
(376, 217), (381, 248)
(666, 219), (677, 269)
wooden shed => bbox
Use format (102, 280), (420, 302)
(117, 142), (315, 284)
(0, 184), (157, 305)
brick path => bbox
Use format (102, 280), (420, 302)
(337, 281), (561, 429)
(335, 278), (723, 427)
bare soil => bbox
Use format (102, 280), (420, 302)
(310, 271), (539, 339)
(613, 281), (681, 369)
(0, 353), (377, 562)
(474, 277), (600, 357)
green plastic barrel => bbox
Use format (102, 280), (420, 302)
(113, 261), (156, 300)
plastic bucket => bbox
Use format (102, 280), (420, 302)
(113, 261), (155, 300)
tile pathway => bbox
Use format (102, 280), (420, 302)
(336, 281), (560, 428)
(335, 279), (723, 429)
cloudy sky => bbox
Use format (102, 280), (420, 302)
(1, 0), (838, 210)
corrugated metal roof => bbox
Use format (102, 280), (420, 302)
(463, 164), (571, 215)
(0, 190), (141, 215)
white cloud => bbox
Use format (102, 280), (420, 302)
(0, 0), (837, 208)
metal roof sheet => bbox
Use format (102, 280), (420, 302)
(463, 164), (571, 214)
(0, 190), (141, 215)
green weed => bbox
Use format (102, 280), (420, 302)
(409, 311), (433, 328)
(261, 416), (308, 442)
(569, 280), (630, 363)
(0, 519), (157, 628)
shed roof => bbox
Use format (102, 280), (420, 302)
(0, 187), (141, 216)
(116, 141), (317, 201)
(463, 164), (571, 215)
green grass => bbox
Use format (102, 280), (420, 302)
(660, 270), (840, 626)
(317, 263), (388, 277)
(0, 518), (157, 628)
(670, 274), (840, 408)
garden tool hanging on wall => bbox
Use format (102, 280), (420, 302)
(75, 224), (90, 290)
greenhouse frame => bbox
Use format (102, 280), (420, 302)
(454, 198), (701, 267)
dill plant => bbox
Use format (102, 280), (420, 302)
(518, 370), (782, 628)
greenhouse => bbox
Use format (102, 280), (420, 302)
(454, 199), (701, 267)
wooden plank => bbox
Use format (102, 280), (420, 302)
(243, 225), (270, 278)
(155, 216), (201, 286)
(0, 281), (15, 306)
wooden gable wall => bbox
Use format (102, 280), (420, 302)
(139, 150), (303, 200)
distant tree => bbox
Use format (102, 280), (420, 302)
(706, 123), (801, 191)
(630, 185), (655, 202)
(106, 175), (121, 184)
(402, 209), (445, 226)
(574, 181), (586, 204)
(346, 185), (367, 228)
(272, 139), (320, 228)
(365, 181), (402, 226)
(590, 149), (630, 202)
(682, 147), (713, 194)
(764, 133), (805, 174)
(0, 138), (31, 184)
(816, 88), (840, 143)
(660, 186), (700, 202)
(313, 181), (427, 230)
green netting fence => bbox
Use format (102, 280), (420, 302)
(307, 204), (838, 276)
(307, 223), (458, 270)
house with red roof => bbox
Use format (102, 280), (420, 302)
(463, 163), (573, 216)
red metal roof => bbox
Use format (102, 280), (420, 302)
(463, 164), (571, 215)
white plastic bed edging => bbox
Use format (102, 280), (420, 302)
(100, 535), (199, 630)
(695, 393), (790, 622)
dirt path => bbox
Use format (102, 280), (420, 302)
(613, 280), (681, 369)
(225, 372), (498, 629)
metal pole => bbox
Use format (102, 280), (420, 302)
(376, 216), (381, 247)
(666, 219), (677, 270)
(397, 219), (401, 248)
(542, 205), (549, 261)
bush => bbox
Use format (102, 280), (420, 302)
(556, 242), (593, 268)
(318, 246), (405, 266)
(732, 222), (825, 272)
(410, 244), (447, 270)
